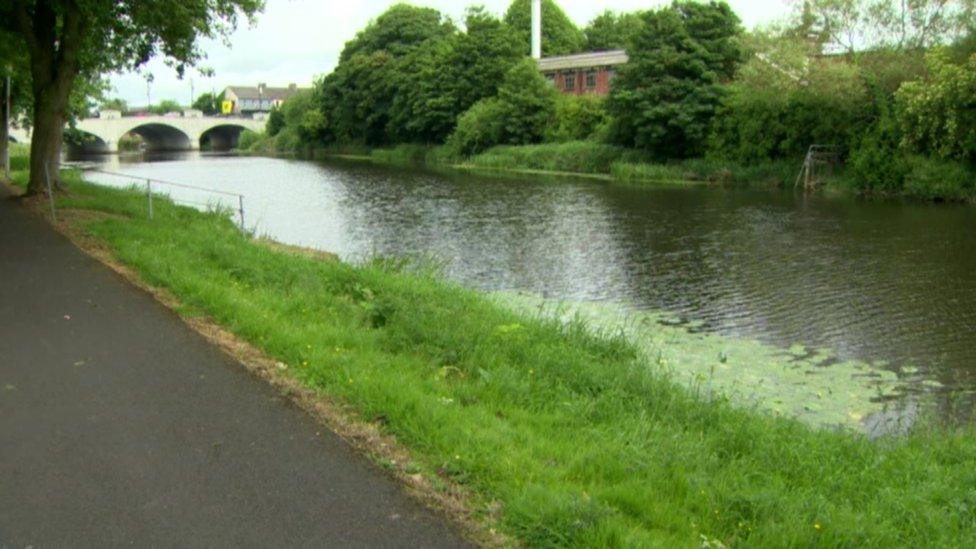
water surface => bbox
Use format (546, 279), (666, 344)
(77, 152), (976, 423)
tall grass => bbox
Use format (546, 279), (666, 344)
(45, 179), (976, 547)
(612, 158), (799, 187)
(466, 142), (648, 175)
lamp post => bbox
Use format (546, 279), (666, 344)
(2, 65), (11, 180)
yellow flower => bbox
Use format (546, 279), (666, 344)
(814, 523), (822, 530)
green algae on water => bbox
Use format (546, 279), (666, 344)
(495, 292), (937, 431)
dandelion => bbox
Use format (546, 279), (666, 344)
(814, 523), (822, 531)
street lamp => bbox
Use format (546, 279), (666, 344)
(3, 64), (11, 180)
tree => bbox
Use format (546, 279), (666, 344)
(319, 4), (455, 146)
(450, 7), (523, 116)
(192, 91), (224, 115)
(0, 0), (263, 195)
(584, 10), (646, 51)
(148, 100), (183, 115)
(448, 58), (558, 154)
(609, 1), (742, 159)
(339, 4), (454, 63)
(504, 0), (585, 56)
(897, 49), (976, 163)
(100, 97), (128, 113)
(0, 37), (31, 172)
(792, 0), (976, 54)
(266, 105), (285, 137)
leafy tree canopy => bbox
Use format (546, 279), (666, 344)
(897, 49), (976, 163)
(584, 10), (646, 51)
(609, 1), (742, 159)
(192, 91), (225, 115)
(451, 7), (523, 114)
(339, 4), (454, 63)
(148, 100), (183, 114)
(504, 0), (585, 56)
(0, 0), (264, 193)
(100, 97), (128, 113)
(790, 0), (976, 54)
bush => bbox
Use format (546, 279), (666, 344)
(266, 106), (285, 137)
(903, 156), (976, 201)
(447, 98), (506, 156)
(236, 130), (262, 151)
(847, 112), (909, 193)
(546, 95), (610, 143)
(448, 58), (558, 156)
(897, 50), (976, 163)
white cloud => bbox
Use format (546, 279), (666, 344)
(107, 0), (794, 106)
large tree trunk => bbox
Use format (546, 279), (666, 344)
(13, 1), (84, 196)
(27, 85), (70, 195)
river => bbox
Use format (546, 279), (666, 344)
(75, 151), (976, 424)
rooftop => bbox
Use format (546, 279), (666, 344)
(225, 84), (307, 101)
(537, 50), (629, 72)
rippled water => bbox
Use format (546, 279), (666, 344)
(77, 152), (976, 420)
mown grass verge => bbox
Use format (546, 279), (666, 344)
(11, 170), (976, 547)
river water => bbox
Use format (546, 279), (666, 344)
(76, 152), (976, 423)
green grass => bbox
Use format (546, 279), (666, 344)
(466, 142), (648, 175)
(37, 176), (976, 547)
(305, 141), (801, 189)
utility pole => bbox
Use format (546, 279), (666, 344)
(2, 67), (10, 180)
(144, 72), (154, 111)
(531, 0), (542, 59)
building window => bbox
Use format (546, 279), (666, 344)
(586, 71), (597, 89)
(564, 73), (576, 92)
(607, 69), (617, 83)
(546, 73), (556, 86)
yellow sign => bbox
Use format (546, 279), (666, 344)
(221, 100), (234, 115)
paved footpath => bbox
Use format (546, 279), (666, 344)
(0, 188), (468, 548)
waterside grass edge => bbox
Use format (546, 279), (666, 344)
(5, 159), (976, 547)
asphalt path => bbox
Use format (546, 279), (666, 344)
(0, 187), (468, 547)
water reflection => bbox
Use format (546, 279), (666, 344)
(76, 152), (976, 417)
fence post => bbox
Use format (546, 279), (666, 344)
(238, 195), (245, 232)
(146, 179), (154, 220)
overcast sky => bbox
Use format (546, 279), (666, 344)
(109, 0), (795, 107)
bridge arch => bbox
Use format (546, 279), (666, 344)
(124, 122), (194, 151)
(199, 124), (251, 151)
(65, 130), (111, 155)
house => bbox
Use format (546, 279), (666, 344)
(538, 50), (629, 96)
(222, 83), (306, 116)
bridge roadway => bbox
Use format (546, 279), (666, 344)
(8, 115), (265, 153)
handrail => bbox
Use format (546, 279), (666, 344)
(79, 167), (246, 230)
(83, 168), (243, 198)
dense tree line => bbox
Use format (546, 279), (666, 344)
(254, 0), (976, 198)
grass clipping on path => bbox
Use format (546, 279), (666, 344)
(52, 179), (976, 547)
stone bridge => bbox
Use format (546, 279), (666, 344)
(8, 115), (265, 154)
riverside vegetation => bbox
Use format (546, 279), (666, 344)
(6, 147), (976, 546)
(242, 0), (976, 201)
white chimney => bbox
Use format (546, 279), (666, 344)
(531, 0), (542, 59)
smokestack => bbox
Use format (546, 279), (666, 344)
(531, 0), (542, 59)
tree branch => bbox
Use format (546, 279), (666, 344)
(12, 0), (41, 55)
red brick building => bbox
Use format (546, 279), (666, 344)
(538, 50), (629, 96)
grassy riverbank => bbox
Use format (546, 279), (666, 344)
(6, 160), (976, 545)
(243, 135), (976, 200)
(247, 139), (801, 188)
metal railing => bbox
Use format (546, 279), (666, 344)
(82, 168), (246, 230)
